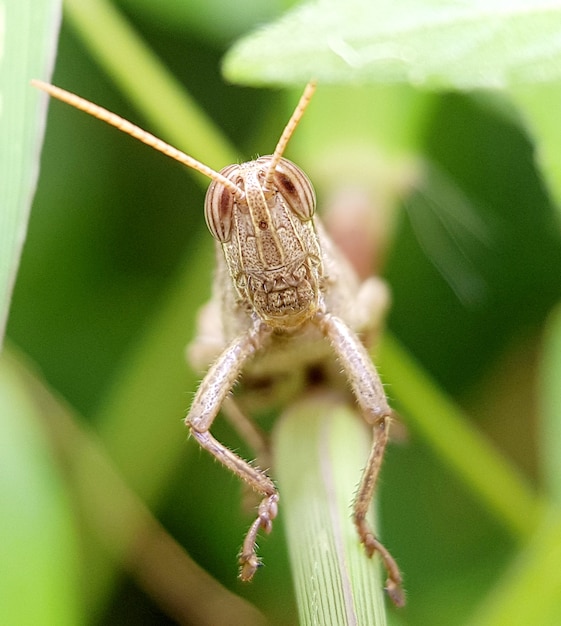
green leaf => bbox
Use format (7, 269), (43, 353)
(0, 351), (81, 625)
(378, 333), (543, 540)
(0, 0), (61, 345)
(468, 511), (561, 626)
(224, 0), (561, 88)
(3, 346), (267, 626)
(509, 83), (561, 213)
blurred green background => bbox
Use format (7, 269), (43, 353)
(4, 0), (561, 624)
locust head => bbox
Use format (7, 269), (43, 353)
(204, 156), (323, 329)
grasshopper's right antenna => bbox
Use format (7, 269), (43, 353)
(262, 81), (316, 193)
(31, 80), (244, 200)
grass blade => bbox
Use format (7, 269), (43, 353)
(0, 350), (81, 624)
(0, 0), (61, 344)
(379, 332), (543, 540)
(274, 393), (388, 625)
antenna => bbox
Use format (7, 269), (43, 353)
(262, 81), (316, 193)
(31, 79), (244, 200)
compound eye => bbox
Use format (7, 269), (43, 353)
(204, 165), (239, 242)
(271, 157), (316, 221)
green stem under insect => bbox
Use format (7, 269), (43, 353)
(273, 393), (388, 626)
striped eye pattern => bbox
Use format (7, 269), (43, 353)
(204, 164), (239, 242)
(259, 156), (316, 221)
(204, 157), (316, 242)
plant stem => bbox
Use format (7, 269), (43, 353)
(273, 393), (388, 626)
(64, 0), (238, 174)
(379, 332), (544, 540)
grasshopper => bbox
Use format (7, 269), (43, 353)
(32, 80), (404, 606)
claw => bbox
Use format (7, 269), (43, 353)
(238, 494), (279, 581)
(239, 553), (261, 581)
(355, 517), (404, 607)
(386, 579), (406, 609)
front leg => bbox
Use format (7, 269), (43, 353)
(185, 320), (277, 580)
(317, 312), (405, 607)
